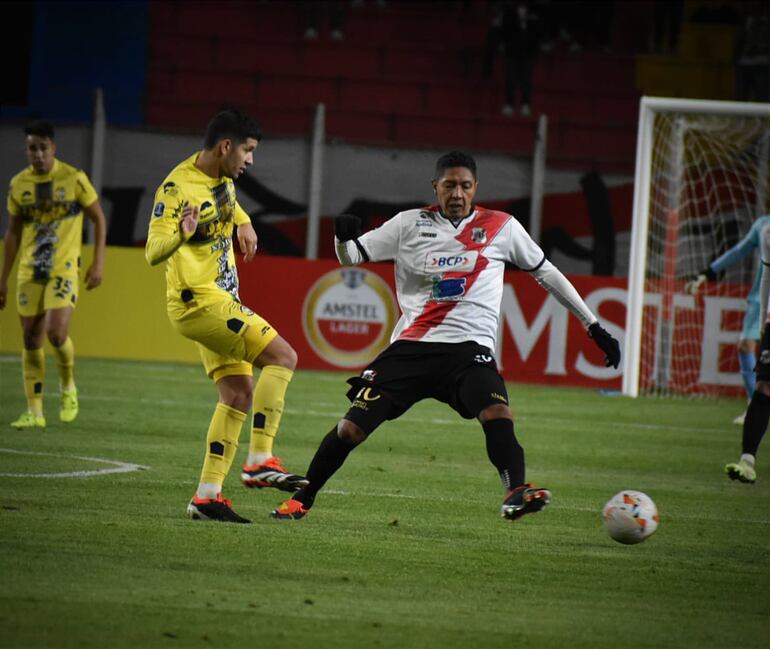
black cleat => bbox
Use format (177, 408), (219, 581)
(186, 494), (251, 524)
(501, 484), (551, 521)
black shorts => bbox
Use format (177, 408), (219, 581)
(757, 324), (770, 382)
(343, 340), (509, 435)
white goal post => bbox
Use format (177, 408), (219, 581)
(624, 97), (770, 398)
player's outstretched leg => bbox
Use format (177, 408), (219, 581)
(11, 348), (46, 429)
(481, 415), (551, 521)
(271, 424), (359, 520)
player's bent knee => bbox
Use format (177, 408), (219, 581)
(255, 336), (298, 370)
(47, 331), (67, 347)
(337, 419), (367, 445)
(478, 403), (512, 423)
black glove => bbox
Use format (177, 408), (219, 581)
(335, 213), (362, 242)
(588, 322), (621, 369)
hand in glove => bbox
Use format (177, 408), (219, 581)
(335, 214), (362, 242)
(588, 322), (621, 369)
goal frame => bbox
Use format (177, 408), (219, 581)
(623, 96), (770, 397)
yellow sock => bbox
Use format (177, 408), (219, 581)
(52, 337), (75, 392)
(198, 403), (247, 493)
(248, 365), (294, 457)
(22, 348), (45, 417)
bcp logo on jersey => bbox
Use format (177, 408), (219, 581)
(303, 268), (397, 368)
(424, 250), (478, 274)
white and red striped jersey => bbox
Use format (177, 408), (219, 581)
(336, 205), (597, 350)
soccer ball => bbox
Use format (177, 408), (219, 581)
(602, 490), (659, 545)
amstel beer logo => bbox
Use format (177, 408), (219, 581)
(302, 268), (397, 368)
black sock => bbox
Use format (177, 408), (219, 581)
(743, 391), (770, 457)
(483, 418), (525, 490)
(293, 427), (358, 508)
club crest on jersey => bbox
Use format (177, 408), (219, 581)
(431, 276), (466, 300)
(55, 187), (66, 201)
(361, 369), (377, 381)
(761, 350), (770, 364)
(424, 250), (478, 273)
(471, 227), (487, 244)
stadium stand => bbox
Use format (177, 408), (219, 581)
(144, 0), (648, 171)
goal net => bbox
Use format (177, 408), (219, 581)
(624, 97), (770, 397)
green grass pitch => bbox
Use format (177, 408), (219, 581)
(1, 355), (769, 648)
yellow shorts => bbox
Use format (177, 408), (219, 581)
(17, 276), (78, 317)
(169, 296), (278, 379)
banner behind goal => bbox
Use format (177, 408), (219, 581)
(624, 97), (770, 397)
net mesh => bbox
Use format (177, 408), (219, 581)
(641, 112), (770, 396)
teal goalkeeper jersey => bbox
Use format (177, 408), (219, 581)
(709, 215), (770, 305)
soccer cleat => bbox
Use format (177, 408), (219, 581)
(725, 460), (757, 484)
(240, 456), (309, 492)
(733, 410), (747, 426)
(10, 412), (46, 429)
(59, 388), (79, 423)
(501, 484), (551, 521)
(186, 494), (251, 523)
(270, 498), (309, 520)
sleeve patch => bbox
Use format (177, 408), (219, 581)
(153, 202), (165, 218)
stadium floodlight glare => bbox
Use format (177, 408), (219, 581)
(624, 97), (770, 397)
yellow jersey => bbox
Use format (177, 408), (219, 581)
(7, 159), (98, 282)
(146, 153), (252, 308)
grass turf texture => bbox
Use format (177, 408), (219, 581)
(1, 355), (769, 649)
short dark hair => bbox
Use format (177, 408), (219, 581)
(24, 120), (55, 140)
(203, 109), (262, 149)
(435, 151), (477, 180)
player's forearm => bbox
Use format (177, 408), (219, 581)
(145, 229), (187, 266)
(710, 235), (755, 273)
(531, 260), (597, 328)
(1, 222), (21, 283)
(335, 237), (364, 266)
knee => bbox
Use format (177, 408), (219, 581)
(478, 403), (512, 423)
(738, 339), (756, 354)
(337, 419), (367, 445)
(47, 330), (67, 348)
(222, 390), (251, 413)
(218, 383), (253, 412)
(278, 345), (298, 371)
(22, 331), (40, 349)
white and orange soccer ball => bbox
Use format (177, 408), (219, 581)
(602, 490), (659, 545)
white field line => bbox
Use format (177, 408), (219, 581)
(0, 448), (149, 479)
(21, 389), (729, 434)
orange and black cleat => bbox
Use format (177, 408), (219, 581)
(241, 456), (308, 492)
(271, 498), (309, 520)
(501, 484), (551, 521)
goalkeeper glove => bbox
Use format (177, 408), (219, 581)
(684, 267), (717, 295)
(335, 213), (362, 242)
(588, 322), (621, 369)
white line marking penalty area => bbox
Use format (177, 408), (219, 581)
(0, 448), (149, 478)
